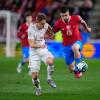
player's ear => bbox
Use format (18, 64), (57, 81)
(60, 13), (62, 17)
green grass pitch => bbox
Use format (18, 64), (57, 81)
(0, 57), (100, 100)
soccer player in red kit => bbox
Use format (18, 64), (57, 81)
(54, 7), (91, 78)
(17, 13), (33, 73)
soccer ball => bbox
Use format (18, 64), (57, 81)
(76, 61), (88, 72)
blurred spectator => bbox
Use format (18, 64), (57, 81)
(0, 0), (94, 31)
(25, 0), (35, 13)
(79, 0), (93, 23)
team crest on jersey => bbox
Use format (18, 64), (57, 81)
(66, 25), (70, 29)
(62, 25), (71, 31)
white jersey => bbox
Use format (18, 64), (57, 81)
(28, 23), (54, 71)
(28, 23), (48, 54)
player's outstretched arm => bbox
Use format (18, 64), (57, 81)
(45, 24), (55, 39)
(47, 24), (55, 35)
(80, 17), (91, 33)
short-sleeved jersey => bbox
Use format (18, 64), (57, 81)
(17, 23), (29, 47)
(54, 15), (82, 46)
(28, 23), (48, 53)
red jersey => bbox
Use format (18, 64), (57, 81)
(54, 15), (82, 46)
(17, 23), (29, 47)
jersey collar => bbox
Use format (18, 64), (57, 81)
(62, 16), (71, 24)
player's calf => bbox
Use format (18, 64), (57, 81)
(31, 71), (42, 96)
(46, 57), (54, 80)
(47, 65), (56, 88)
(46, 58), (56, 88)
(32, 78), (42, 96)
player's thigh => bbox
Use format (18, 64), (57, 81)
(28, 54), (41, 72)
(41, 49), (54, 65)
(72, 41), (82, 52)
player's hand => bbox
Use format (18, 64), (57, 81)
(21, 34), (25, 38)
(40, 45), (47, 48)
(87, 28), (91, 33)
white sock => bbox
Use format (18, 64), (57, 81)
(47, 65), (54, 80)
(32, 78), (41, 89)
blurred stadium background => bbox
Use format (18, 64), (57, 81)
(0, 0), (100, 100)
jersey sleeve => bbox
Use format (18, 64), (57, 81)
(28, 26), (35, 40)
(17, 24), (28, 39)
(45, 23), (49, 31)
(17, 25), (24, 39)
(77, 15), (83, 23)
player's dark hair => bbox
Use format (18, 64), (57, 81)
(36, 13), (47, 22)
(60, 6), (69, 13)
(25, 12), (32, 18)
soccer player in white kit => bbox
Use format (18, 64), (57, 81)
(28, 13), (56, 96)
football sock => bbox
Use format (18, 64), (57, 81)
(47, 65), (54, 80)
(21, 60), (25, 66)
(73, 65), (79, 72)
(32, 78), (41, 89)
(75, 58), (81, 64)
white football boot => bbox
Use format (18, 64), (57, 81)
(35, 88), (42, 96)
(47, 79), (56, 88)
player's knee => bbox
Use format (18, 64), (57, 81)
(72, 46), (78, 52)
(72, 44), (80, 52)
(31, 72), (38, 79)
(46, 57), (54, 66)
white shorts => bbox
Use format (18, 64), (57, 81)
(28, 48), (54, 72)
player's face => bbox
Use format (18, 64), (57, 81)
(26, 16), (33, 23)
(60, 12), (70, 22)
(37, 20), (46, 29)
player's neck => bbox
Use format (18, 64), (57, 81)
(36, 23), (41, 30)
(26, 22), (31, 26)
(62, 16), (71, 23)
